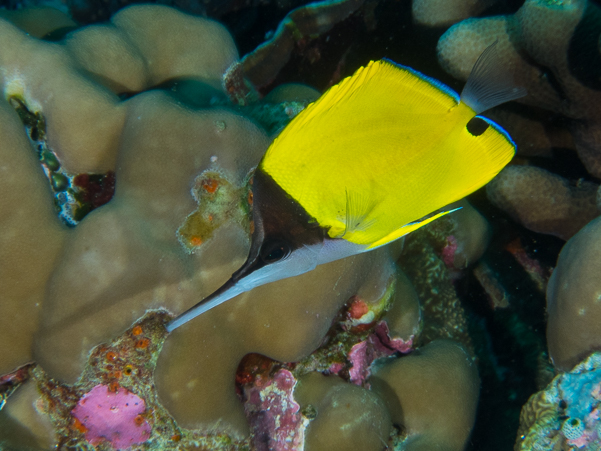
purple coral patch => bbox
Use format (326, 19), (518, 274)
(348, 340), (375, 385)
(244, 369), (306, 451)
(441, 235), (458, 268)
(349, 321), (414, 385)
(72, 384), (151, 449)
(374, 321), (414, 354)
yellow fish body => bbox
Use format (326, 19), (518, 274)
(167, 42), (525, 331)
(261, 59), (515, 249)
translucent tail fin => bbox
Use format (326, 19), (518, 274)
(460, 40), (527, 114)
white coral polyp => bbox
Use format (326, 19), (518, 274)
(562, 417), (585, 441)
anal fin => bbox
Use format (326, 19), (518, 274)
(366, 207), (461, 250)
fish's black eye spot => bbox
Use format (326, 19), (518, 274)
(260, 239), (291, 263)
(467, 117), (490, 136)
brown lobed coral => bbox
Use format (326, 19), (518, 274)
(547, 215), (601, 372)
(486, 165), (599, 241)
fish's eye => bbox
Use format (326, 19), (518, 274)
(260, 239), (291, 263)
(466, 117), (490, 136)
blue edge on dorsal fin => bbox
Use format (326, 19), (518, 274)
(382, 43), (524, 149)
(382, 57), (460, 104)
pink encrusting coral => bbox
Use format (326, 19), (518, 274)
(244, 369), (307, 451)
(348, 321), (414, 385)
(440, 235), (458, 268)
(71, 384), (151, 449)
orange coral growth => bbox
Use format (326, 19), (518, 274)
(72, 417), (87, 433)
(201, 178), (219, 193)
(189, 236), (203, 246)
(105, 351), (117, 362)
(135, 338), (150, 349)
(134, 414), (147, 426)
(132, 325), (143, 336)
(348, 296), (369, 319)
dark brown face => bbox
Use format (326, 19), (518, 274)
(231, 168), (326, 283)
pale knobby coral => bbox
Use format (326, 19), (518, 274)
(412, 0), (501, 28)
(294, 372), (392, 451)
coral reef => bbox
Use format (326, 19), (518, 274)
(4, 0), (601, 450)
(154, 248), (398, 435)
(397, 212), (475, 353)
(294, 372), (392, 451)
(412, 0), (500, 28)
(516, 352), (601, 451)
(0, 4), (460, 449)
(0, 379), (56, 450)
(0, 2), (245, 381)
(0, 92), (67, 377)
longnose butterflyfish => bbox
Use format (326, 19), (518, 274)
(166, 42), (526, 332)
